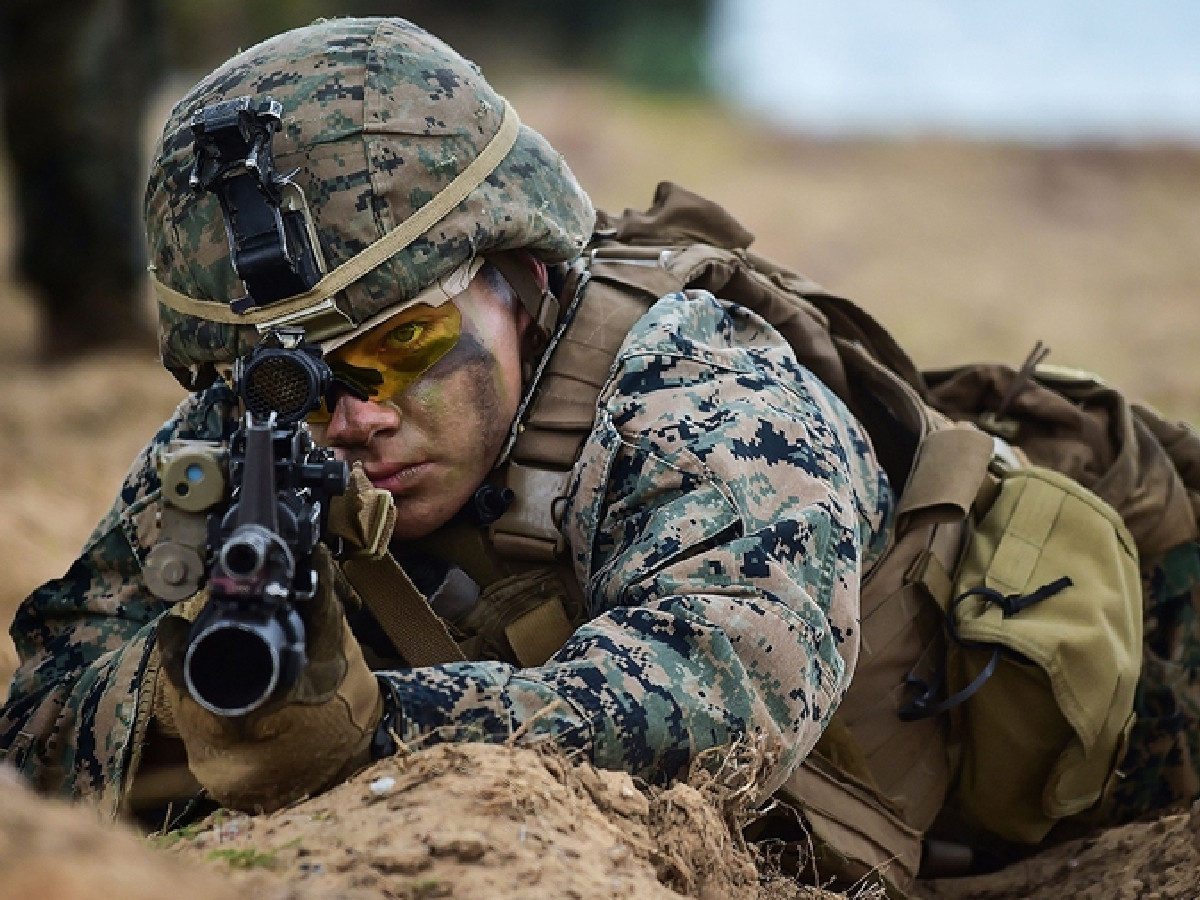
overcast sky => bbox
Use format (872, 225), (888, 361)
(710, 0), (1200, 140)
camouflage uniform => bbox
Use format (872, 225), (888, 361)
(1108, 541), (1200, 823)
(0, 284), (894, 814)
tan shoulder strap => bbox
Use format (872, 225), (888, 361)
(341, 553), (466, 667)
(487, 256), (663, 562)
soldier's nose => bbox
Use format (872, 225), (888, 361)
(323, 393), (398, 447)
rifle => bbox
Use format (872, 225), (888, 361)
(146, 330), (349, 716)
(144, 91), (357, 715)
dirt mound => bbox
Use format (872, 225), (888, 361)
(0, 762), (256, 900)
(154, 739), (1200, 900)
(0, 741), (859, 899)
(8, 737), (1200, 900)
(917, 806), (1200, 900)
(7, 733), (1200, 900)
(161, 741), (842, 900)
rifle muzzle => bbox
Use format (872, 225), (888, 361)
(183, 604), (306, 717)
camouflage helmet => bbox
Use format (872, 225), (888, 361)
(145, 17), (595, 388)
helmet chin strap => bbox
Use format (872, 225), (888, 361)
(484, 251), (560, 340)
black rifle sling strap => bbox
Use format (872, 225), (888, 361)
(341, 553), (466, 667)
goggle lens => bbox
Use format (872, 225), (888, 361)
(307, 301), (462, 424)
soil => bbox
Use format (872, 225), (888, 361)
(3, 77), (1200, 900)
(918, 808), (1200, 900)
(161, 741), (775, 900)
(0, 762), (246, 900)
(0, 742), (849, 900)
(5, 740), (1200, 900)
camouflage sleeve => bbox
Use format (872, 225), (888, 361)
(0, 384), (236, 812)
(382, 292), (894, 794)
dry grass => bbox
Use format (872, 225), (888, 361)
(2, 76), (1200, 693)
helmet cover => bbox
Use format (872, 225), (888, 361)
(145, 17), (595, 385)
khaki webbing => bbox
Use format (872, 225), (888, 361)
(504, 598), (574, 668)
(152, 98), (522, 326)
(780, 756), (923, 893)
(341, 553), (466, 668)
(895, 424), (995, 523)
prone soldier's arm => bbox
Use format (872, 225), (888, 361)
(368, 293), (894, 796)
(0, 385), (238, 814)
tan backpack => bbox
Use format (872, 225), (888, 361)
(507, 183), (1200, 889)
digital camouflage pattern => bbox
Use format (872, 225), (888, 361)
(0, 386), (239, 812)
(379, 293), (893, 797)
(7, 266), (1200, 831)
(146, 18), (594, 380)
(0, 291), (893, 811)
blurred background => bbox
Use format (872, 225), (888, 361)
(2, 0), (1199, 690)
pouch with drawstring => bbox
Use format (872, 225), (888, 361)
(936, 463), (1141, 843)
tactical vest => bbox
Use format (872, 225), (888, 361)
(350, 183), (1196, 895)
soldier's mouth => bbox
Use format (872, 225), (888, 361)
(365, 461), (433, 493)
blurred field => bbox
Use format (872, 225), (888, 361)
(3, 75), (1200, 693)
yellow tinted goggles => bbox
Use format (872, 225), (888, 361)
(307, 301), (462, 423)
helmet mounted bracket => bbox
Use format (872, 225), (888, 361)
(188, 95), (327, 311)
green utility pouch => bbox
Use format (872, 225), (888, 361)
(940, 465), (1142, 843)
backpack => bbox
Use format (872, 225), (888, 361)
(515, 183), (980, 890)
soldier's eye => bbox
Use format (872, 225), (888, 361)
(384, 322), (423, 347)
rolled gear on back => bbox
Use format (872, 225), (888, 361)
(925, 361), (1200, 835)
(144, 17), (595, 387)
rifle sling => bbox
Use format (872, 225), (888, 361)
(341, 553), (466, 667)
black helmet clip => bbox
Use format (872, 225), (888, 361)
(188, 95), (326, 312)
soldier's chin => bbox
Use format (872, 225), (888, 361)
(389, 492), (465, 542)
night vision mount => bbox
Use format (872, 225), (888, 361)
(188, 95), (326, 311)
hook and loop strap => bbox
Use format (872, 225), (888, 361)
(152, 98), (523, 326)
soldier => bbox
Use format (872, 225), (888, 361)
(0, 16), (892, 829)
(5, 16), (1200, 893)
(0, 0), (162, 358)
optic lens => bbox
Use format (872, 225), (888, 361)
(239, 347), (329, 425)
